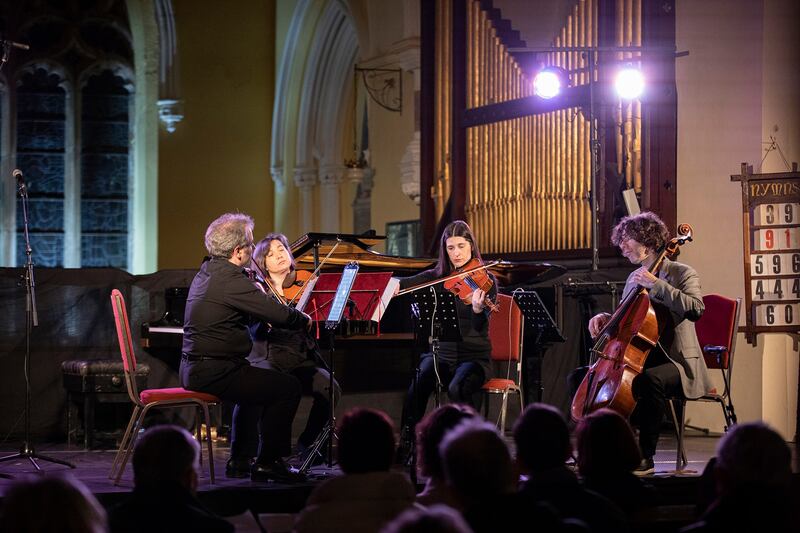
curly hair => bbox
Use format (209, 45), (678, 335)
(611, 211), (670, 252)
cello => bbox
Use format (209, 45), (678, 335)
(570, 224), (694, 422)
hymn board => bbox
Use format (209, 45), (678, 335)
(732, 163), (800, 345)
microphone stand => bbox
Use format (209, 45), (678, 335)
(0, 174), (74, 472)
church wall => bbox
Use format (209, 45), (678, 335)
(158, 0), (276, 268)
(676, 0), (799, 439)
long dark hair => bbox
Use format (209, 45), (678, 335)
(435, 220), (482, 276)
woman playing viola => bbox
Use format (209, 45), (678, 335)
(396, 220), (496, 437)
(247, 233), (341, 461)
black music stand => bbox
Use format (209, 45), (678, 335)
(513, 290), (565, 404)
(412, 288), (462, 406)
(297, 262), (359, 474)
(398, 288), (461, 473)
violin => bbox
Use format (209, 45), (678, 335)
(397, 258), (501, 313)
(443, 258), (500, 312)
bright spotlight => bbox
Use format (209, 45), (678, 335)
(614, 67), (644, 99)
(533, 67), (566, 99)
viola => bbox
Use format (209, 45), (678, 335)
(282, 269), (314, 304)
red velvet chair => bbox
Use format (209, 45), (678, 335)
(483, 293), (524, 433)
(109, 289), (220, 485)
(669, 294), (741, 470)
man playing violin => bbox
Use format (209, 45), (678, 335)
(180, 213), (312, 483)
(247, 233), (341, 464)
(587, 212), (712, 475)
(395, 220), (497, 440)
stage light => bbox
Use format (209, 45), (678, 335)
(614, 66), (644, 99)
(533, 67), (567, 99)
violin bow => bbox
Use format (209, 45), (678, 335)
(286, 239), (342, 307)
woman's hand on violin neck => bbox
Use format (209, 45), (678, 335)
(472, 289), (486, 313)
(588, 312), (611, 338)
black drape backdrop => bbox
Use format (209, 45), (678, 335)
(0, 264), (633, 440)
(0, 267), (197, 439)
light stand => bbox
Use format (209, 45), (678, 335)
(0, 171), (74, 472)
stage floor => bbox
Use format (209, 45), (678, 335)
(0, 430), (724, 493)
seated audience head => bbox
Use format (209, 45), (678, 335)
(416, 403), (479, 480)
(714, 421), (792, 493)
(513, 403), (571, 474)
(0, 474), (107, 533)
(337, 407), (396, 474)
(575, 408), (641, 478)
(133, 425), (200, 493)
(440, 419), (515, 508)
(380, 504), (473, 533)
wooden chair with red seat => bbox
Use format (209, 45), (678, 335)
(109, 289), (220, 485)
(668, 294), (741, 470)
(483, 293), (525, 433)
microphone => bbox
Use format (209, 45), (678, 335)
(1, 38), (30, 51)
(12, 168), (24, 186)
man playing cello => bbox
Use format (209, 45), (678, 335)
(586, 212), (713, 475)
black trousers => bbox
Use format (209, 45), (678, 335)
(179, 358), (301, 464)
(632, 359), (682, 459)
(403, 354), (485, 429)
(248, 361), (342, 451)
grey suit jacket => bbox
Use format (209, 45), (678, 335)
(621, 259), (713, 399)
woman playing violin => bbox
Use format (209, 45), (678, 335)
(396, 220), (497, 438)
(247, 233), (341, 462)
(586, 212), (712, 475)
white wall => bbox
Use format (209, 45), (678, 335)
(676, 0), (799, 440)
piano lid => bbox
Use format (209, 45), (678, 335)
(290, 232), (437, 271)
(488, 260), (567, 287)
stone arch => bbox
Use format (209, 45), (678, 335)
(270, 0), (360, 234)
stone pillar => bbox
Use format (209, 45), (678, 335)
(346, 166), (375, 234)
(293, 167), (317, 233)
(399, 131), (420, 205)
(319, 165), (344, 232)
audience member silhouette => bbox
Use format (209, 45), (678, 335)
(0, 474), (107, 533)
(575, 408), (658, 517)
(294, 408), (417, 533)
(513, 403), (629, 533)
(415, 403), (479, 507)
(381, 504), (474, 533)
(108, 425), (233, 533)
(440, 418), (566, 533)
(681, 421), (798, 532)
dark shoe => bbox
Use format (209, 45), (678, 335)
(251, 459), (307, 483)
(633, 457), (655, 476)
(225, 456), (254, 478)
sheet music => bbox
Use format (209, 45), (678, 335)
(295, 275), (318, 314)
(371, 277), (400, 322)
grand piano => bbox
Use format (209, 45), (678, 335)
(141, 231), (566, 392)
